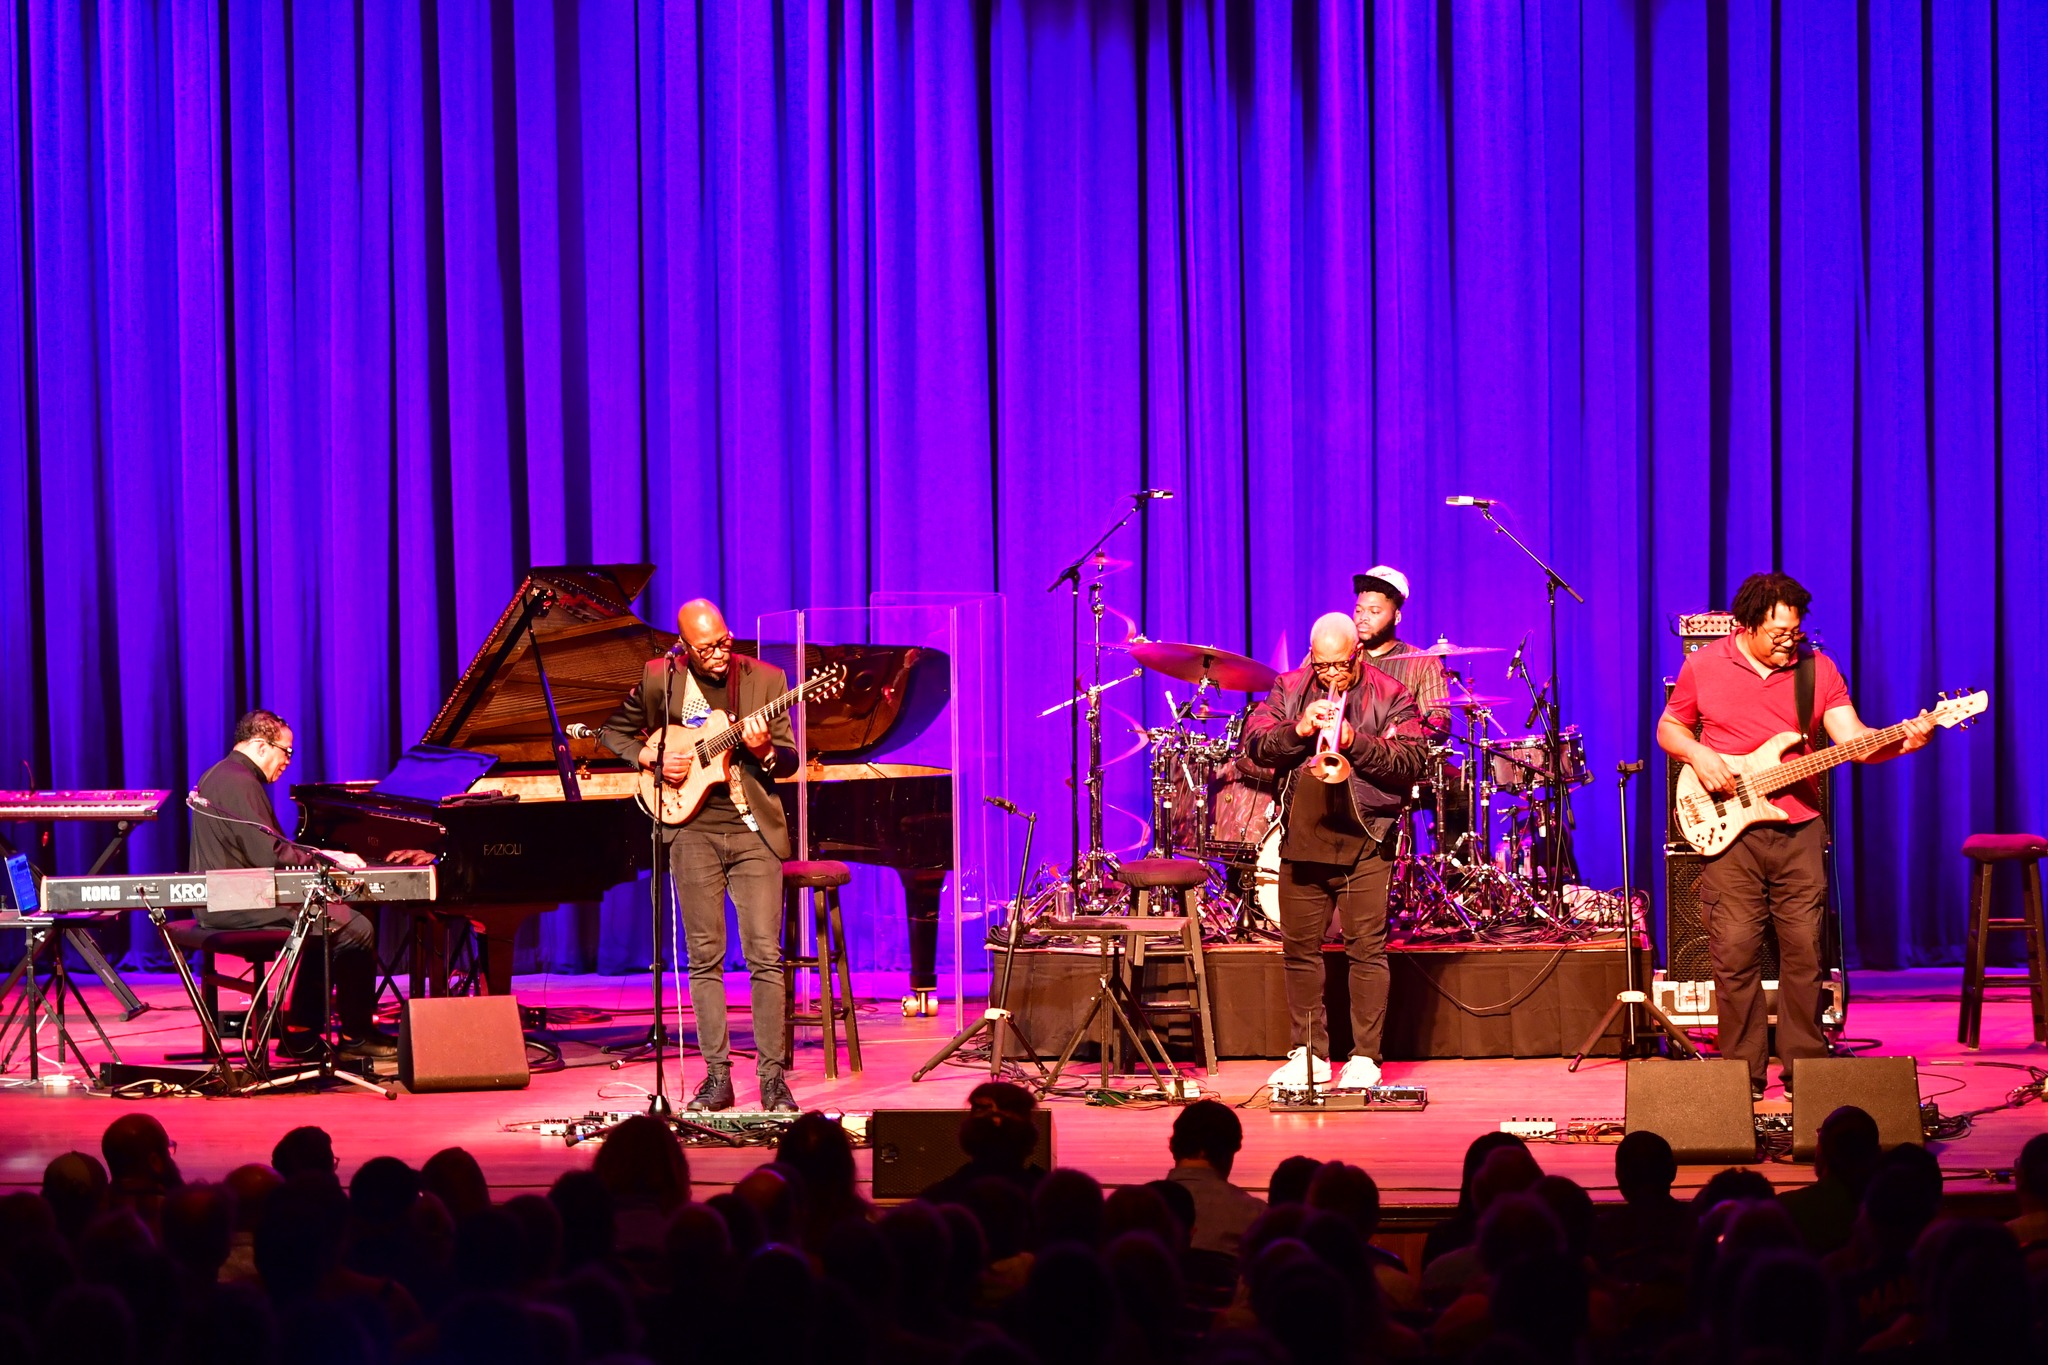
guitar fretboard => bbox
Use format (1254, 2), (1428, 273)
(692, 675), (828, 762)
(1746, 717), (1918, 796)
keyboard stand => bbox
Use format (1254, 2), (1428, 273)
(0, 915), (123, 1082)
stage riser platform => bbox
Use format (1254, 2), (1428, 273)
(1005, 942), (1645, 1061)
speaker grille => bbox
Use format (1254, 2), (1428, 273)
(1665, 850), (1779, 983)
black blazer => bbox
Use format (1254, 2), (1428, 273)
(598, 653), (801, 860)
(1244, 663), (1429, 862)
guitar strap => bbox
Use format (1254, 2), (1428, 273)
(1794, 651), (1825, 748)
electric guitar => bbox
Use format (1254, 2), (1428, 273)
(1673, 689), (1986, 856)
(634, 663), (848, 827)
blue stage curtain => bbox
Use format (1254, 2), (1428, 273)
(3, 1), (2043, 974)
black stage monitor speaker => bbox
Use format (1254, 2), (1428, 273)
(400, 995), (530, 1093)
(868, 1108), (1055, 1199)
(1791, 1056), (1923, 1160)
(1624, 1059), (1757, 1163)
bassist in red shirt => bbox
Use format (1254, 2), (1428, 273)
(1657, 572), (1935, 1100)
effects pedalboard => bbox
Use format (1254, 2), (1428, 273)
(1498, 1117), (1626, 1142)
(506, 1108), (856, 1148)
(1270, 1083), (1429, 1112)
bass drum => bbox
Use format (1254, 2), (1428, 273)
(1252, 822), (1282, 924)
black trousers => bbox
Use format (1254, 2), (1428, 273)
(201, 903), (379, 1037)
(1276, 847), (1395, 1062)
(668, 826), (787, 1076)
(1699, 818), (1830, 1087)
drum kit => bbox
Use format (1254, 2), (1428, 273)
(1088, 632), (1601, 945)
(1034, 488), (1612, 946)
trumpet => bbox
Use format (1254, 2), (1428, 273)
(1307, 681), (1352, 785)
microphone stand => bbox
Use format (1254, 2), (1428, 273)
(1569, 760), (1698, 1069)
(912, 801), (1049, 1083)
(1046, 493), (1153, 906)
(1469, 503), (1585, 924)
(608, 652), (681, 1110)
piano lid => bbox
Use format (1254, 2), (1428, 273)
(423, 566), (672, 761)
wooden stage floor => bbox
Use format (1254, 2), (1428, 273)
(1, 967), (2043, 1216)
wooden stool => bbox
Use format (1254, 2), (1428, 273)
(781, 860), (861, 1077)
(1115, 858), (1218, 1073)
(1959, 832), (2048, 1049)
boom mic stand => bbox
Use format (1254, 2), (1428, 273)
(913, 799), (1049, 1083)
(1047, 490), (1166, 908)
(1569, 760), (1698, 1069)
(1460, 500), (1585, 923)
(607, 650), (681, 1114)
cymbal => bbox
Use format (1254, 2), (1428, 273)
(1385, 636), (1507, 659)
(1126, 639), (1278, 693)
(1444, 693), (1515, 708)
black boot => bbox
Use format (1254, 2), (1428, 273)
(686, 1066), (735, 1112)
(760, 1072), (798, 1114)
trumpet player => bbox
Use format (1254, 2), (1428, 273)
(1245, 613), (1429, 1091)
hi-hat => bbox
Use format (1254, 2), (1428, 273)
(1125, 639), (1279, 693)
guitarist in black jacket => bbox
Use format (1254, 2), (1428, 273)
(1245, 613), (1429, 1093)
(600, 599), (801, 1113)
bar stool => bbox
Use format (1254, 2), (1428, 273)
(1958, 832), (2048, 1049)
(781, 860), (861, 1077)
(1115, 859), (1219, 1074)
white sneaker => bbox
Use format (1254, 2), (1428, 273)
(1267, 1047), (1332, 1088)
(1336, 1055), (1382, 1090)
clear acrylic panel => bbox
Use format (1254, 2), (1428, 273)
(755, 594), (1006, 1028)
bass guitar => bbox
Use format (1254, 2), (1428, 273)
(1674, 689), (1985, 856)
(635, 663), (849, 827)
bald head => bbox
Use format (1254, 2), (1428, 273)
(1309, 613), (1358, 660)
(675, 599), (735, 680)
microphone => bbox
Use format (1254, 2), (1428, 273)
(1133, 488), (1174, 501)
(1445, 495), (1497, 508)
(984, 796), (1022, 816)
(1505, 630), (1531, 679)
(565, 723), (599, 740)
(187, 792), (212, 810)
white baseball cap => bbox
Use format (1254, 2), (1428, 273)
(1353, 565), (1410, 606)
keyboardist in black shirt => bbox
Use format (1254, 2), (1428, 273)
(189, 709), (398, 1060)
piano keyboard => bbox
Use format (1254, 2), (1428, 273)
(40, 866), (437, 912)
(0, 790), (171, 822)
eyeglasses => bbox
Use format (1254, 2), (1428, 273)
(689, 635), (736, 657)
(1310, 654), (1358, 676)
(265, 739), (295, 759)
(1757, 626), (1805, 645)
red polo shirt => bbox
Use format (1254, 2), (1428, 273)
(1663, 634), (1849, 824)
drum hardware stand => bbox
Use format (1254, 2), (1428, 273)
(1570, 761), (1698, 1069)
(1047, 491), (1166, 907)
(915, 801), (1050, 1083)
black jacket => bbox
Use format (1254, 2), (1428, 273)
(1244, 663), (1428, 862)
(598, 653), (801, 859)
(189, 751), (317, 873)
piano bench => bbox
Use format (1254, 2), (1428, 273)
(165, 924), (291, 1052)
(782, 866), (861, 1078)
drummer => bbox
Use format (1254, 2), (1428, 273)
(1350, 566), (1450, 738)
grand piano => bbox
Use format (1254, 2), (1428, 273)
(294, 566), (958, 1004)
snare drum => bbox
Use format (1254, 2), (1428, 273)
(1168, 763), (1278, 862)
(1485, 726), (1590, 792)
